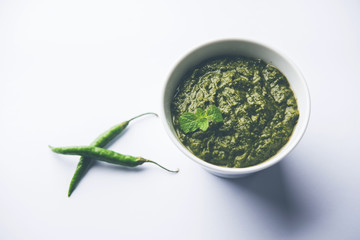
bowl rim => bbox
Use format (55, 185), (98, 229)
(161, 38), (311, 175)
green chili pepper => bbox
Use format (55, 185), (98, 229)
(68, 112), (157, 197)
(49, 146), (179, 173)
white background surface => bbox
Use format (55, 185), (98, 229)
(1, 0), (359, 239)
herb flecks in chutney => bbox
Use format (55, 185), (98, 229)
(171, 57), (299, 168)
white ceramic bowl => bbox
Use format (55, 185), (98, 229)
(161, 39), (310, 178)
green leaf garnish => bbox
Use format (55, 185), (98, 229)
(198, 118), (209, 131)
(195, 108), (205, 118)
(179, 113), (199, 133)
(179, 105), (223, 133)
(206, 105), (224, 123)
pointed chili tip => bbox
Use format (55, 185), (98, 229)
(48, 145), (60, 153)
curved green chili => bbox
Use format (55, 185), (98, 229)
(49, 146), (179, 173)
(68, 112), (157, 197)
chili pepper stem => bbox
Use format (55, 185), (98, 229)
(129, 112), (158, 122)
(140, 158), (179, 173)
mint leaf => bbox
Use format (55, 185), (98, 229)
(179, 113), (198, 133)
(206, 105), (223, 123)
(195, 107), (205, 118)
(179, 105), (224, 133)
(198, 117), (209, 131)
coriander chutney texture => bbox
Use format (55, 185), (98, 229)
(171, 56), (299, 168)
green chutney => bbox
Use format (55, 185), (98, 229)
(171, 56), (299, 168)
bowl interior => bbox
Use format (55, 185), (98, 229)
(162, 39), (310, 177)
